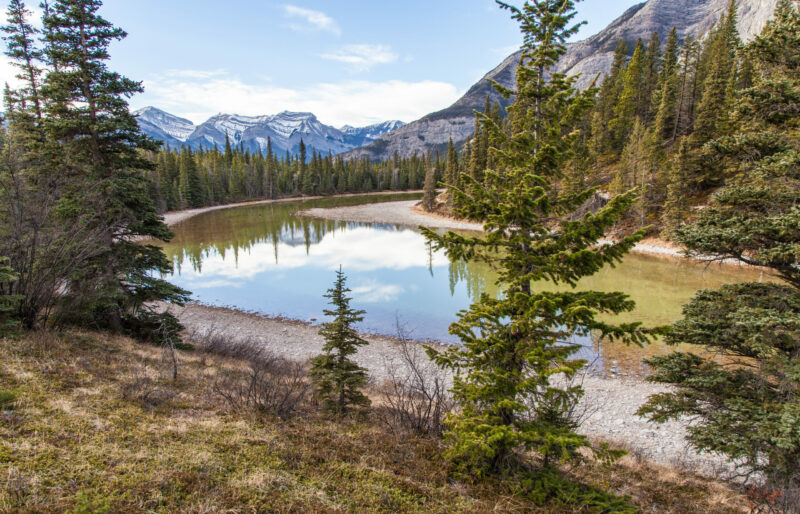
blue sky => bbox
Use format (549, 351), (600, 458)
(2, 0), (642, 127)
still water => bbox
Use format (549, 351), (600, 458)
(160, 193), (771, 374)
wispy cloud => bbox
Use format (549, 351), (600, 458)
(136, 70), (462, 127)
(283, 5), (341, 36)
(321, 44), (398, 71)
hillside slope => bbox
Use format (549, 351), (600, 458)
(343, 0), (778, 161)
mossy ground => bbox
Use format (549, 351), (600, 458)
(0, 330), (748, 512)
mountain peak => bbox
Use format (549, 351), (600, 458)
(136, 108), (404, 157)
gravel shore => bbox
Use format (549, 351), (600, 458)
(300, 199), (701, 258)
(161, 195), (730, 475)
(165, 303), (726, 475)
(162, 191), (425, 228)
(299, 199), (484, 231)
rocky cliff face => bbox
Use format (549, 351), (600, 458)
(343, 0), (779, 161)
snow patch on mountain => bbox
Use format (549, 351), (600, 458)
(135, 107), (404, 157)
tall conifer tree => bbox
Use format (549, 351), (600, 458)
(423, 0), (650, 479)
(40, 0), (188, 330)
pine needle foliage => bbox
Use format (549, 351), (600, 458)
(0, 257), (20, 334)
(639, 0), (800, 490)
(37, 0), (189, 331)
(310, 268), (371, 415)
(421, 0), (652, 481)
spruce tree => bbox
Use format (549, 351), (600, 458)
(423, 0), (650, 479)
(310, 268), (370, 415)
(444, 137), (459, 208)
(652, 28), (680, 144)
(639, 1), (800, 491)
(422, 165), (437, 212)
(179, 147), (202, 207)
(659, 139), (689, 239)
(0, 258), (20, 334)
(40, 0), (188, 331)
(611, 39), (647, 151)
(691, 0), (739, 149)
(3, 0), (42, 119)
(591, 40), (629, 157)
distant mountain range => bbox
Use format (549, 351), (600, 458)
(341, 0), (779, 161)
(134, 106), (405, 157)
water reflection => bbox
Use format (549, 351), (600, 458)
(160, 193), (773, 376)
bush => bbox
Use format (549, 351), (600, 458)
(377, 322), (454, 437)
(215, 353), (311, 419)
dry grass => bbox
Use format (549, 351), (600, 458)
(0, 330), (751, 512)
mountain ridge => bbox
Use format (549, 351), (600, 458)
(341, 0), (779, 161)
(134, 106), (405, 157)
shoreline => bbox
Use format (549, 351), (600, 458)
(161, 193), (726, 262)
(162, 190), (424, 228)
(159, 193), (732, 474)
(164, 302), (725, 474)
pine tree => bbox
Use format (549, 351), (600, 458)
(643, 31), (662, 124)
(659, 139), (689, 239)
(673, 35), (702, 139)
(422, 0), (650, 480)
(652, 28), (680, 144)
(310, 268), (370, 415)
(40, 0), (188, 331)
(422, 165), (437, 212)
(691, 0), (739, 148)
(611, 39), (647, 151)
(640, 1), (800, 491)
(179, 147), (203, 207)
(591, 40), (629, 157)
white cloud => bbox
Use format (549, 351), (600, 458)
(321, 44), (398, 71)
(283, 5), (341, 36)
(351, 280), (405, 303)
(174, 226), (451, 284)
(137, 70), (462, 127)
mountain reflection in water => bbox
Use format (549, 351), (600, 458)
(159, 193), (772, 375)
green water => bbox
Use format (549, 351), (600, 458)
(159, 192), (773, 374)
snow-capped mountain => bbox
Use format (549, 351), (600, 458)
(134, 107), (195, 149)
(340, 120), (406, 148)
(133, 107), (405, 157)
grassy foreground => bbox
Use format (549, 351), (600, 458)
(0, 330), (748, 512)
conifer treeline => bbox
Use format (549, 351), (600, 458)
(148, 136), (445, 212)
(443, 0), (748, 238)
(580, 0), (744, 235)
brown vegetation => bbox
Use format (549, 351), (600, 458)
(0, 330), (752, 512)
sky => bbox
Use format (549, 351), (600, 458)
(1, 0), (643, 128)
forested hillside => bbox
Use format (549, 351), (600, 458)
(439, 0), (769, 239)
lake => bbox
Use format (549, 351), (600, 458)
(159, 192), (772, 375)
